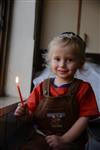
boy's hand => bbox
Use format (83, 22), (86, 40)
(14, 102), (27, 117)
(46, 135), (64, 149)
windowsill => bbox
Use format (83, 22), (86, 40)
(0, 96), (20, 117)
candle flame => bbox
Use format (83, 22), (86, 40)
(16, 76), (19, 84)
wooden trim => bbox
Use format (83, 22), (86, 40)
(77, 0), (82, 35)
(31, 0), (44, 91)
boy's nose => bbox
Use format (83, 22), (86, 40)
(59, 60), (66, 67)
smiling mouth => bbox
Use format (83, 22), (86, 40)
(58, 70), (68, 74)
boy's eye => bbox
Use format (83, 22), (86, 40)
(66, 58), (75, 62)
(67, 59), (73, 62)
(54, 57), (60, 61)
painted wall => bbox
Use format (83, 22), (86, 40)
(40, 0), (78, 49)
(80, 0), (100, 53)
(5, 0), (36, 98)
(40, 0), (100, 54)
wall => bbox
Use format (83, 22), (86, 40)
(80, 0), (100, 53)
(5, 0), (36, 98)
(40, 0), (78, 49)
(40, 0), (100, 53)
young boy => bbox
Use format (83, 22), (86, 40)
(15, 32), (99, 150)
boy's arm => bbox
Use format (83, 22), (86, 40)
(61, 116), (89, 143)
(46, 117), (89, 148)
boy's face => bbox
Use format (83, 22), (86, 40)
(50, 44), (80, 83)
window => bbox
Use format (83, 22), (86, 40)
(0, 0), (13, 96)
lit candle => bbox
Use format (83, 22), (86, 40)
(15, 76), (24, 105)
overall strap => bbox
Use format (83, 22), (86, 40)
(67, 78), (82, 96)
(42, 78), (50, 96)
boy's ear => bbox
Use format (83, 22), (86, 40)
(78, 60), (85, 69)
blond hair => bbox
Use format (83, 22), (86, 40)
(44, 32), (86, 69)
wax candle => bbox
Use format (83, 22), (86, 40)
(15, 76), (24, 105)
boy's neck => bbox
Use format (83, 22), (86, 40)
(54, 78), (74, 86)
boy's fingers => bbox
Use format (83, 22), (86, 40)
(14, 103), (26, 116)
(14, 111), (20, 116)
